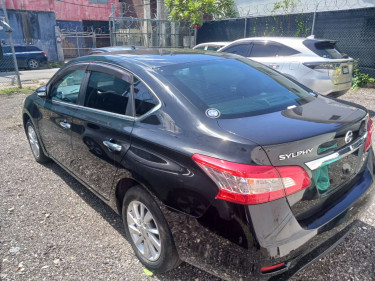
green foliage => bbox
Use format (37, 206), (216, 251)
(271, 0), (300, 14)
(352, 68), (371, 89)
(0, 87), (34, 95)
(164, 0), (237, 26)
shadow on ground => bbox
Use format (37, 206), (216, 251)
(42, 161), (221, 281)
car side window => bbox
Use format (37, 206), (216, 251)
(207, 46), (220, 51)
(50, 69), (85, 104)
(194, 46), (205, 50)
(277, 44), (299, 56)
(84, 71), (131, 115)
(223, 44), (250, 57)
(134, 78), (159, 117)
(250, 43), (279, 57)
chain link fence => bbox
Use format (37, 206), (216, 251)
(197, 6), (375, 76)
(0, 4), (21, 89)
(110, 16), (195, 48)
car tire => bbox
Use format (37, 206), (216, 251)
(26, 120), (50, 163)
(27, 59), (40, 70)
(122, 186), (181, 273)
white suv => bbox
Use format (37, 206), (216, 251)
(218, 37), (354, 97)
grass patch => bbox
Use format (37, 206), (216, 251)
(0, 86), (35, 95)
(45, 61), (65, 69)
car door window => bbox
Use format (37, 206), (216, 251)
(207, 46), (220, 51)
(50, 69), (85, 104)
(194, 46), (205, 50)
(134, 78), (159, 116)
(277, 44), (299, 56)
(223, 44), (250, 57)
(84, 71), (131, 115)
(250, 43), (280, 57)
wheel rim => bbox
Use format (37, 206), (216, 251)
(27, 125), (40, 158)
(127, 200), (161, 261)
(29, 59), (38, 69)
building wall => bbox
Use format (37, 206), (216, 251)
(0, 9), (59, 61)
(4, 0), (118, 21)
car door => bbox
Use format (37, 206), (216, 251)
(0, 46), (13, 69)
(248, 41), (285, 71)
(69, 63), (134, 199)
(37, 63), (88, 168)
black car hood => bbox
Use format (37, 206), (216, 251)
(217, 96), (367, 146)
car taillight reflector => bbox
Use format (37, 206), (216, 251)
(192, 154), (311, 205)
(365, 118), (373, 152)
(42, 51), (47, 56)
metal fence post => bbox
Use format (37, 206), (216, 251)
(1, 0), (21, 88)
(244, 18), (247, 38)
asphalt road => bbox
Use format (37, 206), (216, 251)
(0, 68), (59, 84)
(0, 89), (375, 281)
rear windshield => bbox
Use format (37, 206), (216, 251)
(157, 58), (315, 119)
(303, 39), (344, 59)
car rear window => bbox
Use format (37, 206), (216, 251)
(207, 46), (221, 51)
(303, 39), (344, 59)
(194, 45), (206, 50)
(157, 58), (315, 119)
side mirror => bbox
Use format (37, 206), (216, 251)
(36, 85), (47, 97)
(0, 45), (3, 60)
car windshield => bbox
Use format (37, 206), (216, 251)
(157, 58), (315, 119)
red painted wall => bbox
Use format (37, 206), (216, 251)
(4, 0), (118, 21)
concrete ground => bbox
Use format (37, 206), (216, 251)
(0, 89), (374, 281)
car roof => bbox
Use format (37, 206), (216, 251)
(70, 48), (239, 69)
(197, 42), (230, 46)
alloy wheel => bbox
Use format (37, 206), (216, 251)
(127, 200), (161, 261)
(27, 125), (40, 158)
(28, 59), (39, 69)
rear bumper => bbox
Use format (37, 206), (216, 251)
(162, 150), (375, 280)
(299, 71), (352, 96)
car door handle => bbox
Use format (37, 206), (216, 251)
(59, 120), (71, 130)
(103, 140), (122, 152)
(269, 64), (280, 69)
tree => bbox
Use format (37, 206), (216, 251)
(164, 0), (237, 27)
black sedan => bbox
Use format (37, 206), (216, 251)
(0, 45), (48, 70)
(22, 49), (375, 280)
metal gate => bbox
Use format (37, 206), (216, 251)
(61, 31), (110, 58)
(109, 16), (195, 48)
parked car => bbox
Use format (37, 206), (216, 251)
(88, 46), (137, 55)
(218, 37), (354, 97)
(193, 41), (230, 51)
(23, 49), (374, 280)
(0, 45), (48, 70)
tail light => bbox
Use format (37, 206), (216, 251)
(364, 118), (373, 152)
(42, 51), (47, 56)
(192, 154), (311, 205)
(303, 62), (336, 70)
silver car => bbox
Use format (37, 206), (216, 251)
(218, 37), (354, 97)
(193, 42), (230, 51)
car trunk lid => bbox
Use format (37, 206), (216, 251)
(217, 96), (368, 223)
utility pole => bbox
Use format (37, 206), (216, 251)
(1, 0), (21, 88)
